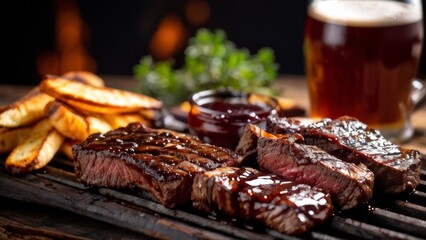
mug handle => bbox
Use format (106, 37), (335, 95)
(412, 79), (426, 109)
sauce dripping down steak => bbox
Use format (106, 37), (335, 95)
(191, 167), (334, 235)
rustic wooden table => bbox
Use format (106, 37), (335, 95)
(0, 75), (425, 239)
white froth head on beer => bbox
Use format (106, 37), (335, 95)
(309, 0), (422, 27)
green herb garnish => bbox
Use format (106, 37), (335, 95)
(133, 28), (279, 107)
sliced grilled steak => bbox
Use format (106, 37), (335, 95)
(257, 136), (375, 210)
(191, 167), (333, 235)
(236, 124), (304, 164)
(73, 122), (242, 208)
(301, 116), (422, 193)
(266, 115), (304, 134)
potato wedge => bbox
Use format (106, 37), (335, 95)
(0, 87), (54, 127)
(102, 113), (153, 129)
(45, 101), (89, 141)
(60, 139), (80, 160)
(6, 119), (64, 174)
(0, 126), (32, 153)
(40, 77), (163, 113)
(61, 98), (144, 114)
(61, 71), (105, 87)
(139, 109), (161, 121)
(276, 96), (297, 110)
(86, 116), (112, 135)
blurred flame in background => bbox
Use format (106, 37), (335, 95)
(149, 0), (210, 61)
(149, 14), (186, 61)
(36, 0), (96, 77)
(37, 0), (211, 76)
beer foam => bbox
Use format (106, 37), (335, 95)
(309, 1), (422, 27)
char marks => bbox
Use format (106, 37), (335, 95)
(73, 122), (242, 208)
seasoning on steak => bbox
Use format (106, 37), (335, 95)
(257, 136), (375, 210)
(301, 116), (422, 193)
(72, 122), (242, 208)
(191, 167), (334, 235)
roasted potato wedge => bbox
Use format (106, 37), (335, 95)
(62, 71), (105, 87)
(86, 116), (112, 135)
(45, 101), (89, 141)
(139, 109), (162, 121)
(102, 113), (153, 129)
(0, 87), (54, 127)
(40, 77), (163, 113)
(60, 139), (79, 160)
(0, 126), (32, 153)
(276, 96), (297, 110)
(6, 119), (64, 174)
(61, 98), (144, 114)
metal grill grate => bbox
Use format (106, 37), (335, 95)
(0, 156), (425, 240)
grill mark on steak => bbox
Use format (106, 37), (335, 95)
(73, 122), (242, 208)
(191, 167), (334, 236)
(301, 116), (422, 193)
(132, 142), (238, 171)
(257, 136), (375, 210)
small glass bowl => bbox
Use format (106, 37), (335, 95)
(188, 88), (278, 150)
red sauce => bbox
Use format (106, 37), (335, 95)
(188, 99), (274, 150)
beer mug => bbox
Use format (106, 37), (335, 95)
(304, 0), (424, 142)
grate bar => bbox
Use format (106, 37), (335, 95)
(389, 200), (426, 220)
(330, 216), (422, 240)
(365, 208), (426, 238)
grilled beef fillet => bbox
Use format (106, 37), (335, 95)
(191, 167), (333, 235)
(266, 115), (305, 134)
(257, 136), (375, 210)
(73, 122), (242, 208)
(235, 124), (304, 166)
(300, 116), (422, 193)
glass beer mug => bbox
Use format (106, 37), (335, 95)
(304, 0), (424, 142)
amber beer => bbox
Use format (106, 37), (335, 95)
(304, 0), (423, 140)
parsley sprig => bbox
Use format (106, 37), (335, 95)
(133, 28), (279, 107)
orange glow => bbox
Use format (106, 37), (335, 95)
(149, 15), (186, 60)
(37, 0), (96, 78)
(36, 51), (60, 76)
(185, 0), (210, 26)
(60, 47), (97, 73)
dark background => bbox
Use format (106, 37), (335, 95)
(2, 0), (426, 85)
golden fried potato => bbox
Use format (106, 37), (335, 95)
(60, 98), (142, 114)
(102, 113), (153, 129)
(276, 96), (297, 110)
(0, 87), (54, 127)
(86, 116), (112, 135)
(60, 139), (80, 160)
(40, 77), (163, 114)
(0, 126), (32, 153)
(139, 109), (161, 121)
(45, 101), (89, 141)
(5, 119), (64, 175)
(61, 71), (105, 87)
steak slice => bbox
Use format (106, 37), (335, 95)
(266, 115), (305, 134)
(73, 122), (242, 208)
(257, 136), (375, 210)
(301, 116), (422, 193)
(235, 124), (304, 167)
(191, 167), (333, 236)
